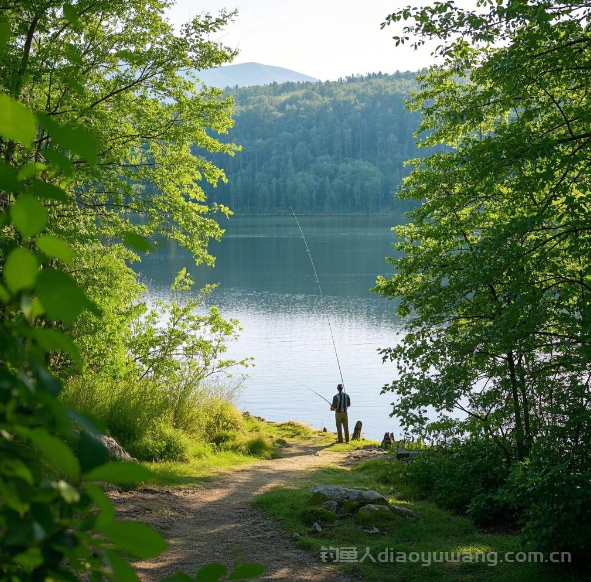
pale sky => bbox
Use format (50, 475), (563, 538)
(166, 0), (440, 80)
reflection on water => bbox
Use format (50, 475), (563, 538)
(138, 215), (405, 441)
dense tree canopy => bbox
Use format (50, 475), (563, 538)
(375, 0), (591, 553)
(199, 72), (426, 214)
(0, 0), (241, 373)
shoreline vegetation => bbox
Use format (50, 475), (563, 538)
(253, 450), (584, 582)
(95, 407), (584, 582)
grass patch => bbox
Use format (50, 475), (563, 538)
(253, 459), (582, 582)
(62, 374), (380, 486)
(146, 416), (364, 486)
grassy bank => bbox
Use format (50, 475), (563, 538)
(253, 459), (582, 582)
(147, 416), (380, 486)
(60, 375), (377, 485)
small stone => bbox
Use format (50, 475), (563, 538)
(292, 533), (301, 540)
(360, 526), (380, 534)
(312, 521), (322, 532)
(391, 505), (418, 521)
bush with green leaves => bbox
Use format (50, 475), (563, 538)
(501, 451), (591, 556)
(61, 374), (251, 462)
(404, 439), (511, 524)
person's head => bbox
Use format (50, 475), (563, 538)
(337, 384), (343, 392)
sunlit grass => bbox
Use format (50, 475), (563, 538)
(144, 416), (372, 486)
(253, 460), (581, 582)
(143, 413), (380, 487)
(147, 448), (260, 486)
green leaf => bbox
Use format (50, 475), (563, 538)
(32, 363), (62, 397)
(78, 431), (109, 473)
(17, 162), (47, 181)
(31, 179), (69, 202)
(67, 408), (106, 435)
(26, 427), (80, 477)
(86, 483), (115, 527)
(63, 4), (79, 24)
(0, 20), (10, 46)
(84, 462), (154, 484)
(228, 564), (265, 580)
(196, 563), (227, 582)
(5, 248), (38, 293)
(99, 521), (166, 559)
(10, 194), (48, 238)
(0, 160), (21, 192)
(0, 283), (9, 303)
(36, 114), (98, 165)
(0, 458), (34, 485)
(42, 148), (74, 176)
(36, 269), (98, 324)
(13, 548), (43, 570)
(0, 94), (36, 145)
(22, 296), (44, 320)
(104, 551), (139, 582)
(31, 328), (81, 367)
(122, 232), (153, 252)
(0, 477), (30, 515)
(36, 235), (73, 263)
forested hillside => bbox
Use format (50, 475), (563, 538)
(201, 72), (425, 214)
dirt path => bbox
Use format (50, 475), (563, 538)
(110, 443), (356, 582)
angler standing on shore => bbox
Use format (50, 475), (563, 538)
(330, 383), (351, 443)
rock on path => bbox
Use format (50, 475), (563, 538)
(109, 443), (356, 582)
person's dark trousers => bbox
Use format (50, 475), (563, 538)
(335, 412), (349, 443)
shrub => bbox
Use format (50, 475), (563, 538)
(61, 376), (250, 462)
(62, 377), (185, 460)
(245, 436), (277, 459)
(194, 397), (246, 438)
(404, 439), (510, 524)
(503, 457), (591, 556)
(127, 425), (191, 462)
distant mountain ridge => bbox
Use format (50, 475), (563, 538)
(196, 62), (319, 89)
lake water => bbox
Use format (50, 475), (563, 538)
(139, 215), (405, 441)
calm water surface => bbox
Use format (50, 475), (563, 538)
(139, 215), (405, 441)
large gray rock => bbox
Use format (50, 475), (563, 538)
(98, 434), (137, 462)
(310, 486), (388, 506)
(74, 430), (137, 462)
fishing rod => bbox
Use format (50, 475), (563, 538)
(290, 206), (346, 391)
(292, 378), (333, 406)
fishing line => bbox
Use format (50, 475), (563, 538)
(290, 207), (346, 391)
(292, 378), (332, 406)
